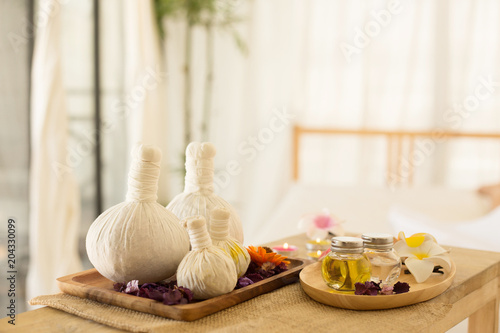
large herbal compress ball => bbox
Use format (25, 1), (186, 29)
(86, 145), (190, 283)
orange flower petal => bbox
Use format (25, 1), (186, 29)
(246, 246), (290, 267)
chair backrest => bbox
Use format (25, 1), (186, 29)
(292, 125), (500, 186)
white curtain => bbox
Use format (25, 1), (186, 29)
(297, 0), (500, 189)
(27, 0), (82, 303)
(161, 0), (308, 245)
(122, 0), (170, 203)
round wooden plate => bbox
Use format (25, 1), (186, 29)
(299, 260), (456, 310)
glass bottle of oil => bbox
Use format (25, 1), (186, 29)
(362, 233), (401, 286)
(321, 237), (371, 291)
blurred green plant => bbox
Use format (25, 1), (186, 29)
(154, 0), (247, 141)
(153, 0), (248, 183)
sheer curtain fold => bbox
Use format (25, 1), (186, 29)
(298, 0), (500, 189)
(158, 0), (307, 244)
(122, 0), (169, 204)
(27, 0), (82, 305)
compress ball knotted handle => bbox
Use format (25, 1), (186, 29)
(126, 144), (162, 202)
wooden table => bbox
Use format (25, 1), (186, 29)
(2, 233), (499, 332)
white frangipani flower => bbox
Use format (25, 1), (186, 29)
(394, 232), (451, 283)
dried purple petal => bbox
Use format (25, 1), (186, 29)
(380, 285), (394, 295)
(236, 277), (254, 289)
(269, 262), (288, 276)
(147, 289), (165, 302)
(178, 286), (194, 302)
(393, 281), (410, 294)
(277, 262), (288, 272)
(124, 280), (140, 294)
(163, 289), (183, 305)
(113, 282), (125, 292)
(246, 261), (260, 274)
(354, 282), (368, 295)
(155, 286), (168, 294)
(257, 268), (274, 278)
(246, 273), (265, 283)
(138, 288), (150, 298)
(365, 282), (379, 296)
(354, 281), (379, 295)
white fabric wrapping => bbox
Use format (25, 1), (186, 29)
(177, 216), (237, 300)
(187, 218), (212, 251)
(125, 145), (162, 202)
(167, 142), (245, 243)
(210, 207), (250, 277)
(26, 0), (83, 305)
(86, 145), (190, 283)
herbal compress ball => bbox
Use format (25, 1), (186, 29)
(177, 216), (238, 299)
(86, 144), (190, 283)
(210, 207), (250, 277)
(167, 142), (244, 243)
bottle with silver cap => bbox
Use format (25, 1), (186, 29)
(362, 233), (401, 286)
(321, 236), (371, 291)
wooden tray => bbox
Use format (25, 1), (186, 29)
(57, 258), (310, 321)
(299, 260), (456, 310)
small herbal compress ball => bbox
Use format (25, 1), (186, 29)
(176, 216), (238, 299)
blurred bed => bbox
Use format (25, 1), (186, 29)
(257, 126), (500, 253)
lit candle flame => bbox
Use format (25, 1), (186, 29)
(283, 242), (289, 249)
(317, 250), (322, 256)
(316, 238), (321, 243)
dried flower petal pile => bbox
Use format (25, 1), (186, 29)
(354, 281), (380, 296)
(354, 281), (410, 296)
(235, 246), (289, 289)
(114, 280), (193, 305)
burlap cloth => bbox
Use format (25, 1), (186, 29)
(30, 283), (452, 333)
